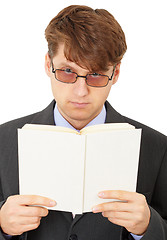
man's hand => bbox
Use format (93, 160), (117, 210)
(92, 190), (150, 236)
(0, 195), (56, 236)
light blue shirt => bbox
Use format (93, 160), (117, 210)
(54, 104), (143, 240)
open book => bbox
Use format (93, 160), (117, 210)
(18, 123), (141, 214)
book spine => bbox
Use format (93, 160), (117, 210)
(82, 135), (87, 213)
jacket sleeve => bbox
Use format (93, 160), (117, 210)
(121, 206), (167, 240)
(121, 146), (167, 240)
(141, 146), (167, 239)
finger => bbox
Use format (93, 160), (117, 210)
(14, 195), (56, 207)
(107, 217), (132, 229)
(102, 211), (133, 220)
(22, 222), (41, 232)
(17, 216), (41, 225)
(19, 206), (49, 217)
(12, 222), (41, 235)
(92, 201), (133, 213)
(98, 190), (140, 201)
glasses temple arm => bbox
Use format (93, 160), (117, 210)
(109, 64), (117, 81)
(51, 60), (55, 73)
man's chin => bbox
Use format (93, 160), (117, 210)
(66, 112), (95, 124)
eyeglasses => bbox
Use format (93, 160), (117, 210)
(51, 62), (116, 87)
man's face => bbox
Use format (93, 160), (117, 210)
(45, 44), (120, 130)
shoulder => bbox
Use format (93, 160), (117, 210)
(0, 112), (38, 130)
(0, 112), (39, 151)
(105, 101), (167, 152)
(124, 115), (167, 141)
(0, 100), (55, 156)
(123, 115), (167, 155)
(0, 112), (40, 133)
(0, 100), (55, 141)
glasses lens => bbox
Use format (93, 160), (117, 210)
(56, 70), (77, 83)
(86, 74), (108, 87)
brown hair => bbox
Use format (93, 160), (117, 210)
(45, 5), (127, 72)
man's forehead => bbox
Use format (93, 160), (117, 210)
(52, 43), (112, 72)
(52, 60), (95, 74)
(52, 44), (90, 71)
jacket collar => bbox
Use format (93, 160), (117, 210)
(104, 101), (126, 123)
(29, 100), (56, 125)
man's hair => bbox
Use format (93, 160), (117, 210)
(45, 5), (127, 72)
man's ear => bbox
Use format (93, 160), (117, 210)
(112, 62), (121, 85)
(45, 53), (51, 77)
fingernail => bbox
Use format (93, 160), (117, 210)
(49, 200), (57, 207)
(98, 192), (104, 198)
(92, 206), (100, 213)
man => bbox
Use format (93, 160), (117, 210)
(0, 5), (166, 240)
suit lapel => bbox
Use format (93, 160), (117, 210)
(105, 101), (126, 123)
(29, 100), (56, 125)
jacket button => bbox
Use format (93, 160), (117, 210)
(69, 234), (78, 240)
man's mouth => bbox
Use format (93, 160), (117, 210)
(70, 102), (89, 108)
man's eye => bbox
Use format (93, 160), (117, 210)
(64, 68), (73, 73)
(91, 73), (100, 77)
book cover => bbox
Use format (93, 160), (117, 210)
(18, 123), (141, 214)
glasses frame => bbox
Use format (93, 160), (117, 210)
(51, 62), (117, 88)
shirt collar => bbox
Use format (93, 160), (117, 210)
(54, 104), (106, 132)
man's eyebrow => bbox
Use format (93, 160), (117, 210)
(59, 63), (73, 67)
(55, 61), (94, 73)
(56, 61), (76, 68)
(56, 61), (90, 72)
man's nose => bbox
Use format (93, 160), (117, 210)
(73, 76), (89, 97)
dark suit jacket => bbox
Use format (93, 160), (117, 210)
(0, 100), (167, 240)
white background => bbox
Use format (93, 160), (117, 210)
(0, 0), (166, 135)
